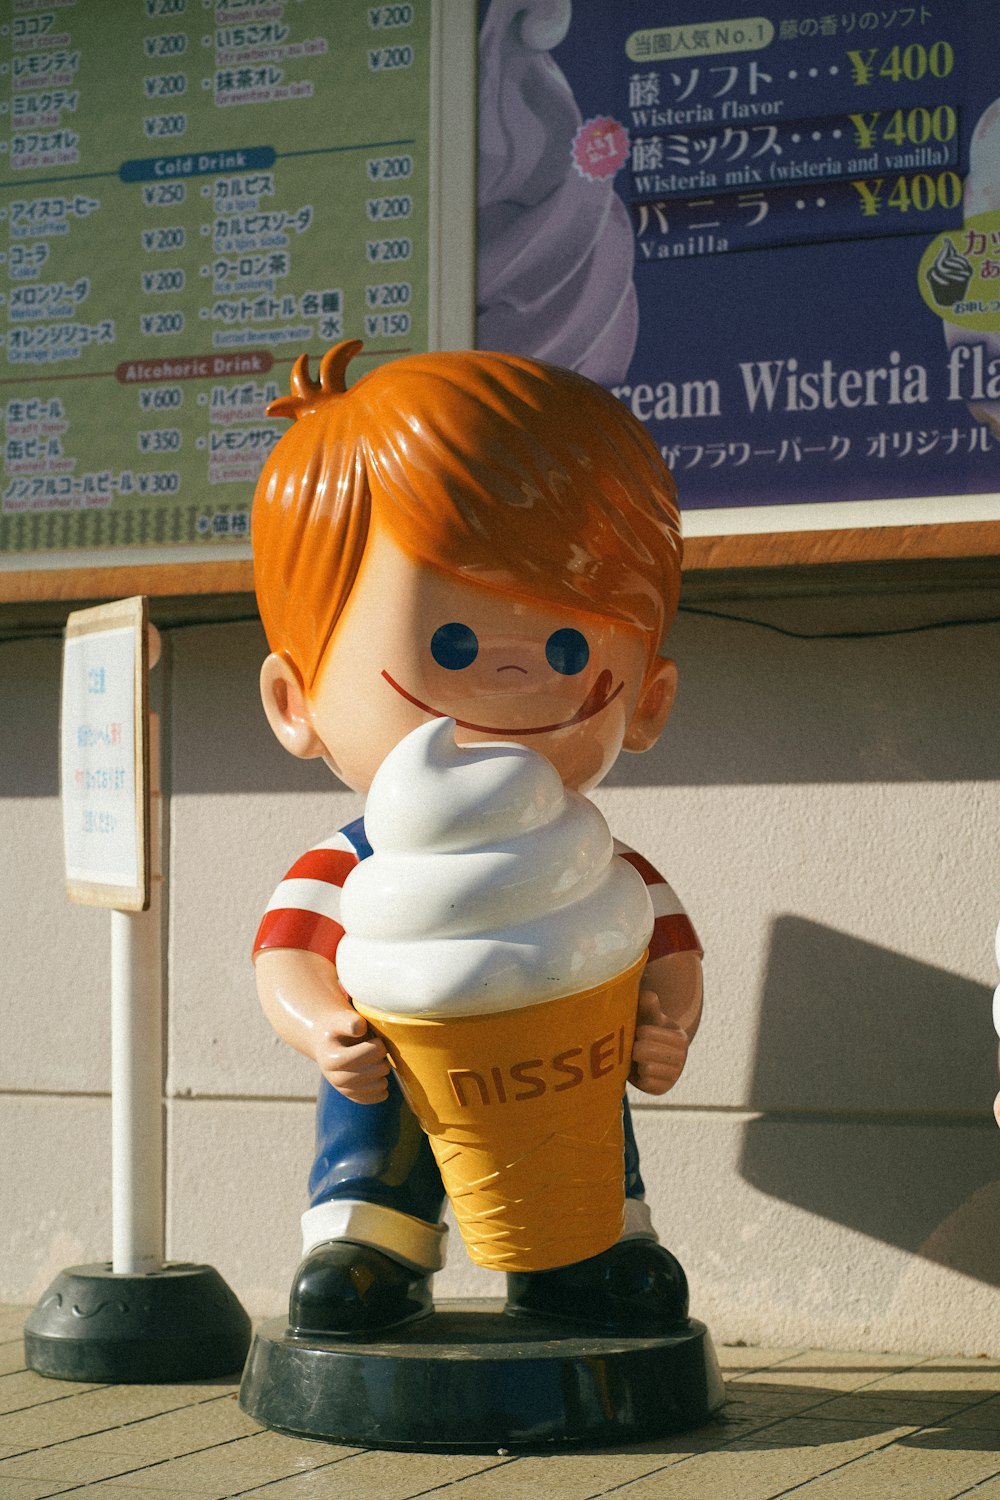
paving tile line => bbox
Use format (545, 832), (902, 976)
(245, 1356), (947, 1500)
(5, 1421), (361, 1499)
(0, 1338), (490, 1500)
(731, 1357), (1000, 1437)
(20, 1427), (518, 1500)
(0, 1375), (116, 1421)
(771, 1370), (1000, 1433)
(727, 1350), (944, 1404)
(579, 1415), (898, 1499)
(223, 1452), (523, 1500)
(0, 1387), (239, 1464)
(731, 1363), (1000, 1500)
(6, 1337), (1000, 1500)
(563, 1355), (1000, 1500)
(0, 1405), (986, 1500)
(762, 1424), (1000, 1500)
(754, 1429), (957, 1500)
(241, 1360), (836, 1500)
(120, 1352), (1000, 1500)
(953, 1472), (1000, 1499)
(723, 1347), (812, 1372)
(0, 1333), (811, 1499)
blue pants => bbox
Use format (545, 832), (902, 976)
(309, 1072), (647, 1220)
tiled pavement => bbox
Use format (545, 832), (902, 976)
(3, 1305), (1000, 1498)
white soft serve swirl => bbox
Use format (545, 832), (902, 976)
(336, 718), (653, 1016)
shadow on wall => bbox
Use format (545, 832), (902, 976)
(0, 638), (62, 798)
(0, 621), (330, 800)
(7, 611), (1000, 796)
(607, 610), (1000, 788)
(739, 916), (1000, 1287)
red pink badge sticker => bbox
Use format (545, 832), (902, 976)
(572, 117), (629, 180)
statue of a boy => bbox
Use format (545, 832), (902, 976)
(251, 341), (703, 1336)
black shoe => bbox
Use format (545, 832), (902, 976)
(505, 1239), (690, 1335)
(288, 1241), (433, 1337)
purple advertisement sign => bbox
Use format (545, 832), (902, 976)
(477, 1), (1000, 523)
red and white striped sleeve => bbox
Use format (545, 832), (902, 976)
(252, 831), (361, 966)
(614, 841), (703, 961)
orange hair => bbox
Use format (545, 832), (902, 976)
(252, 341), (682, 688)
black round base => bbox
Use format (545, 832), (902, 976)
(239, 1300), (724, 1450)
(24, 1262), (252, 1383)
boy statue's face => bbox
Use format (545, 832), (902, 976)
(261, 524), (677, 795)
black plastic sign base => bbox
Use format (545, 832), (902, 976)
(239, 1300), (725, 1450)
(24, 1262), (252, 1383)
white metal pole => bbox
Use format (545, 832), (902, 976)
(111, 710), (164, 1275)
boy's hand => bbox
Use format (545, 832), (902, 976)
(629, 988), (690, 1095)
(255, 948), (391, 1105)
(314, 996), (391, 1104)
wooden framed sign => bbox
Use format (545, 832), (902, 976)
(61, 596), (150, 911)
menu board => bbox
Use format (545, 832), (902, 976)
(476, 0), (1000, 544)
(0, 0), (474, 580)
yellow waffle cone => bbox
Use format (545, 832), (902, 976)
(353, 953), (645, 1273)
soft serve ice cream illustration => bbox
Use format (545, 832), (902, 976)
(338, 717), (654, 1271)
(477, 0), (638, 384)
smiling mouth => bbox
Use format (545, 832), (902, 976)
(380, 668), (624, 735)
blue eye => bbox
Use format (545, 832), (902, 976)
(545, 628), (589, 675)
(431, 622), (479, 670)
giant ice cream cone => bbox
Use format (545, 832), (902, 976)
(337, 719), (655, 1273)
(354, 954), (645, 1271)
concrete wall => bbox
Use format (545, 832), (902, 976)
(2, 567), (999, 1356)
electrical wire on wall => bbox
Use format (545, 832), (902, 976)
(676, 605), (1000, 641)
(2, 606), (1000, 651)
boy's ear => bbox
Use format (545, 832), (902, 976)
(623, 656), (677, 753)
(260, 653), (326, 759)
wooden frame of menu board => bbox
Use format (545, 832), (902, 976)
(680, 514), (1000, 571)
(6, 518), (1000, 607)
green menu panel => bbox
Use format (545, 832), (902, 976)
(1, 0), (432, 556)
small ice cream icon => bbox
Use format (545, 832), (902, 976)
(926, 237), (974, 307)
(943, 97), (1000, 435)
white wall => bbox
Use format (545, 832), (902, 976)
(2, 567), (998, 1356)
